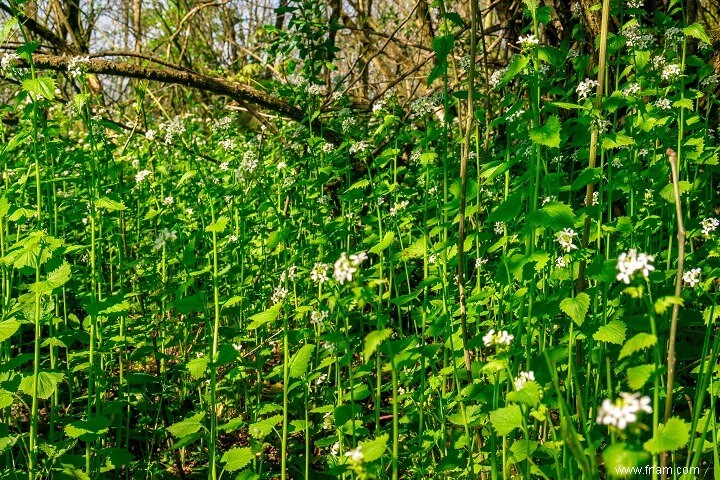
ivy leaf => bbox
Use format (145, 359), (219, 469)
(560, 293), (590, 326)
(22, 77), (55, 101)
(643, 417), (689, 454)
(619, 333), (657, 360)
(529, 115), (561, 148)
(490, 405), (523, 436)
(593, 320), (626, 345)
(221, 447), (254, 472)
(627, 364), (656, 390)
(289, 345), (315, 378)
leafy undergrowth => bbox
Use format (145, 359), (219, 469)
(1, 1), (720, 479)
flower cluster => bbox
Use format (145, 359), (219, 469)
(616, 249), (655, 284)
(701, 217), (719, 236)
(623, 82), (641, 97)
(489, 67), (508, 89)
(576, 78), (598, 100)
(596, 392), (652, 430)
(482, 329), (514, 348)
(390, 199), (409, 217)
(514, 371), (535, 390)
(1, 52), (20, 71)
(310, 310), (328, 326)
(153, 228), (177, 250)
(623, 25), (654, 50)
(333, 252), (368, 284)
(68, 56), (91, 78)
(683, 268), (701, 288)
(661, 63), (682, 81)
(135, 169), (152, 183)
(555, 228), (578, 253)
(494, 221), (505, 235)
(160, 117), (186, 144)
(517, 34), (539, 50)
(271, 286), (288, 304)
(310, 262), (330, 284)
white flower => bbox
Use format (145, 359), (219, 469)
(654, 98), (672, 110)
(68, 56), (91, 78)
(494, 222), (505, 235)
(219, 138), (237, 150)
(475, 258), (487, 268)
(333, 252), (366, 284)
(683, 268), (701, 287)
(517, 34), (539, 49)
(229, 234), (238, 242)
(330, 442), (339, 456)
(308, 84), (324, 96)
(162, 196), (174, 206)
(592, 191), (599, 206)
(482, 329), (514, 348)
(556, 256), (566, 268)
(662, 63), (682, 81)
(271, 286), (288, 304)
(310, 310), (328, 326)
(555, 228), (579, 253)
(701, 74), (719, 90)
(623, 83), (641, 97)
(665, 27), (683, 44)
(576, 78), (598, 100)
(186, 208), (194, 216)
(277, 161), (287, 170)
(1, 52), (20, 70)
(349, 141), (370, 155)
(700, 218), (719, 236)
(145, 129), (156, 141)
(597, 392), (652, 430)
(627, 0), (643, 8)
(514, 371), (535, 390)
(390, 199), (409, 217)
(310, 262), (330, 284)
(345, 446), (364, 463)
(135, 169), (152, 183)
(616, 249), (655, 284)
(489, 67), (508, 88)
(428, 254), (437, 265)
(153, 228), (177, 250)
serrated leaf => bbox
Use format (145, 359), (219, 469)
(398, 236), (426, 260)
(358, 433), (388, 463)
(507, 381), (541, 406)
(643, 417), (689, 454)
(572, 167), (602, 190)
(499, 55), (530, 88)
(593, 320), (626, 345)
(96, 197), (126, 211)
(602, 133), (635, 149)
(186, 357), (208, 380)
(221, 447), (254, 472)
(627, 364), (656, 390)
(64, 416), (110, 441)
(659, 181), (691, 203)
(47, 262), (71, 289)
(490, 405), (523, 436)
(167, 413), (204, 438)
(345, 179), (369, 193)
(246, 303), (282, 330)
(619, 333), (657, 360)
(0, 320), (20, 342)
(363, 328), (392, 362)
(0, 390), (13, 409)
(19, 371), (64, 399)
(249, 414), (282, 439)
(683, 23), (711, 44)
(206, 216), (228, 233)
(289, 344), (314, 378)
(369, 231), (394, 255)
(560, 293), (590, 326)
(529, 115), (561, 148)
(22, 77), (55, 100)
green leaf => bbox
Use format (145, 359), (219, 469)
(221, 447), (254, 472)
(490, 405), (523, 436)
(64, 416), (110, 441)
(507, 382), (541, 407)
(345, 179), (369, 193)
(205, 216), (228, 233)
(186, 357), (208, 380)
(96, 197), (126, 211)
(659, 181), (691, 203)
(167, 413), (204, 438)
(643, 417), (689, 454)
(19, 371), (64, 399)
(289, 345), (314, 378)
(593, 320), (626, 345)
(358, 433), (388, 463)
(488, 192), (523, 224)
(525, 202), (575, 230)
(369, 231), (394, 255)
(499, 55), (529, 88)
(0, 389), (14, 409)
(529, 115), (561, 148)
(246, 303), (282, 330)
(683, 23), (711, 45)
(619, 333), (657, 360)
(47, 262), (71, 289)
(249, 414), (282, 439)
(398, 236), (426, 260)
(602, 133), (635, 149)
(0, 18), (18, 45)
(22, 77), (55, 100)
(0, 320), (20, 342)
(571, 167), (602, 190)
(508, 440), (538, 464)
(626, 364), (656, 390)
(560, 293), (590, 326)
(363, 328), (392, 362)
(602, 443), (650, 478)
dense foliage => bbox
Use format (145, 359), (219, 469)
(0, 0), (719, 479)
